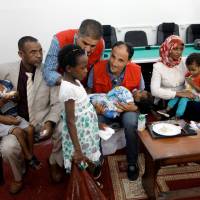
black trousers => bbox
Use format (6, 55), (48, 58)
(183, 101), (200, 121)
(155, 99), (200, 121)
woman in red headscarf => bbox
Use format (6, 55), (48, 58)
(151, 35), (200, 120)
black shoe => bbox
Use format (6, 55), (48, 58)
(99, 155), (104, 166)
(93, 165), (102, 180)
(34, 132), (40, 143)
(127, 164), (139, 181)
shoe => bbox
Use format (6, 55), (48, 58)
(26, 155), (41, 170)
(92, 164), (102, 180)
(93, 155), (105, 180)
(127, 164), (139, 181)
(9, 180), (23, 194)
(99, 155), (104, 166)
(34, 132), (40, 143)
(49, 162), (63, 183)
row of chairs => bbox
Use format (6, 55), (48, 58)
(102, 23), (200, 48)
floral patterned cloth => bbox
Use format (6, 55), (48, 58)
(160, 35), (184, 68)
(89, 86), (134, 118)
(59, 79), (101, 172)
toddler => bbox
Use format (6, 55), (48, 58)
(0, 80), (40, 169)
(158, 53), (200, 118)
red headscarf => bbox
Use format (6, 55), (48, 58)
(159, 35), (184, 68)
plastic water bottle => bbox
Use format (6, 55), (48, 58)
(137, 114), (147, 131)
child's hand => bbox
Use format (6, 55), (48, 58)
(186, 76), (192, 81)
(4, 91), (18, 100)
(186, 76), (192, 80)
(73, 150), (89, 165)
(185, 76), (194, 86)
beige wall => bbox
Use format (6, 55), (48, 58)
(0, 0), (200, 63)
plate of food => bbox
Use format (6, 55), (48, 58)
(152, 123), (182, 136)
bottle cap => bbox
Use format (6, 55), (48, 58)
(138, 114), (147, 120)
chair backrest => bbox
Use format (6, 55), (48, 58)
(102, 25), (117, 49)
(124, 31), (148, 47)
(157, 23), (179, 45)
(186, 24), (200, 43)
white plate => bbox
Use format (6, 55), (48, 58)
(152, 123), (182, 136)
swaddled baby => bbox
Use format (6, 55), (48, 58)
(89, 86), (153, 118)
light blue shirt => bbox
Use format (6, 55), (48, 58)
(43, 36), (61, 86)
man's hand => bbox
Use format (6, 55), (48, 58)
(94, 103), (106, 115)
(40, 121), (54, 139)
(1, 115), (21, 125)
(115, 102), (138, 112)
(0, 98), (7, 107)
(56, 77), (62, 86)
(99, 123), (108, 130)
(4, 91), (18, 100)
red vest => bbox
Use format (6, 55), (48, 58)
(93, 60), (141, 93)
(56, 29), (104, 70)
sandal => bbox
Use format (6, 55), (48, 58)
(26, 155), (41, 170)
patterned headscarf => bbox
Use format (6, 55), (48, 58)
(159, 35), (184, 68)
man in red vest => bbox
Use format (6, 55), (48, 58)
(43, 19), (104, 86)
(87, 41), (145, 181)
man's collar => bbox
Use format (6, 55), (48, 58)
(20, 61), (36, 74)
(107, 62), (126, 78)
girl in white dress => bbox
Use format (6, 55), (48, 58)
(58, 44), (101, 174)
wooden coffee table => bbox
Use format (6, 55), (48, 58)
(139, 129), (200, 200)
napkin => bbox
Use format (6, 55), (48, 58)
(98, 127), (115, 140)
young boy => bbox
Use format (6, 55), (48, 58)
(0, 80), (40, 169)
(157, 53), (200, 118)
(89, 86), (153, 118)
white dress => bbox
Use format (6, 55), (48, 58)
(59, 79), (101, 172)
